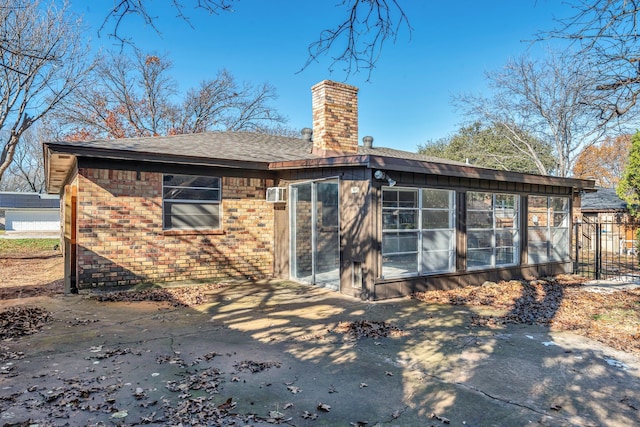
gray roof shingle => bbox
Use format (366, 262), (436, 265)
(48, 131), (468, 166)
(581, 187), (628, 212)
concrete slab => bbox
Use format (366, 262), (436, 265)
(1, 280), (639, 426)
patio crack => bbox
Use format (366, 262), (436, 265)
(367, 347), (582, 426)
(427, 370), (581, 425)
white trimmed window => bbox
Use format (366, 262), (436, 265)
(467, 192), (520, 269)
(162, 174), (221, 230)
(382, 188), (456, 278)
(527, 196), (570, 263)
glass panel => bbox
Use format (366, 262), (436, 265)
(528, 227), (548, 243)
(382, 189), (398, 208)
(528, 195), (547, 209)
(495, 194), (517, 209)
(398, 190), (418, 208)
(383, 211), (399, 229)
(528, 212), (545, 227)
(528, 196), (547, 227)
(527, 196), (570, 265)
(315, 181), (340, 280)
(382, 233), (399, 253)
(495, 195), (518, 229)
(163, 175), (220, 188)
(382, 189), (418, 208)
(551, 197), (569, 212)
(382, 231), (418, 254)
(317, 182), (339, 229)
(422, 229), (453, 250)
(163, 187), (220, 200)
(467, 211), (493, 228)
(382, 253), (418, 277)
(553, 212), (569, 227)
(293, 184), (313, 280)
(422, 189), (451, 209)
(467, 249), (492, 268)
(163, 202), (219, 229)
(422, 229), (455, 273)
(422, 249), (454, 272)
(399, 233), (418, 252)
(398, 211), (418, 229)
(467, 192), (492, 210)
(467, 230), (493, 249)
(422, 210), (451, 229)
(496, 247), (516, 265)
(495, 212), (516, 229)
(496, 229), (515, 247)
(551, 227), (569, 261)
(528, 243), (548, 264)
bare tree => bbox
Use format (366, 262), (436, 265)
(176, 74), (285, 134)
(0, 0), (91, 186)
(0, 124), (47, 192)
(54, 51), (176, 138)
(453, 50), (621, 177)
(55, 50), (288, 139)
(301, 0), (411, 77)
(539, 0), (640, 121)
(96, 0), (411, 78)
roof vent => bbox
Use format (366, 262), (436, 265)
(301, 127), (313, 142)
(362, 136), (373, 149)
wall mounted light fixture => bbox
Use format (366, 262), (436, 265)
(374, 170), (396, 187)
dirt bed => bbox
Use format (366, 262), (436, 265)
(0, 250), (63, 299)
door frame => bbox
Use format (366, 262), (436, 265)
(63, 185), (77, 294)
(289, 177), (341, 291)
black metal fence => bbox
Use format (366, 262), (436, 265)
(574, 215), (640, 281)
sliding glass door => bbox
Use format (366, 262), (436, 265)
(290, 179), (340, 290)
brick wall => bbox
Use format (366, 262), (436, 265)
(75, 168), (275, 287)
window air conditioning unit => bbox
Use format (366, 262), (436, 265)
(266, 187), (287, 203)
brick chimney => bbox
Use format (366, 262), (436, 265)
(311, 80), (359, 156)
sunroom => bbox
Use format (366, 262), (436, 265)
(268, 153), (589, 301)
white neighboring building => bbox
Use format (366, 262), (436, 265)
(0, 192), (60, 232)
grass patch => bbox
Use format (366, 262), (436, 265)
(0, 238), (59, 256)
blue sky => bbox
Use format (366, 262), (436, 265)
(71, 1), (573, 153)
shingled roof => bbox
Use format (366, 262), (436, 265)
(581, 187), (628, 212)
(44, 131), (466, 166)
(44, 131), (597, 194)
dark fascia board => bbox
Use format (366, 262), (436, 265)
(371, 156), (595, 190)
(45, 143), (596, 191)
(269, 155), (596, 190)
(44, 142), (271, 171)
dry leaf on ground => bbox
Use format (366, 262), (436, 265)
(334, 320), (408, 339)
(413, 275), (640, 354)
(0, 306), (51, 339)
